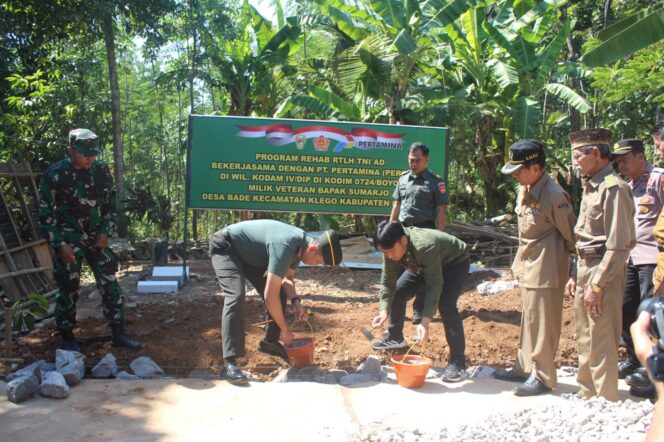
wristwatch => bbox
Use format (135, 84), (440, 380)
(591, 283), (602, 293)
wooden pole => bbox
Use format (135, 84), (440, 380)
(3, 297), (12, 360)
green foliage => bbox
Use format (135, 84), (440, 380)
(11, 293), (49, 332)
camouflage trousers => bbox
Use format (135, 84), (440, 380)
(53, 239), (124, 332)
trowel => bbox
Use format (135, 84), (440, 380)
(360, 325), (377, 342)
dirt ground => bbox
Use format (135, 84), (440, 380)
(3, 260), (581, 381)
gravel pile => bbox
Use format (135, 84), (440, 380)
(353, 396), (654, 442)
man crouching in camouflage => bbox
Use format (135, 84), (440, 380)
(39, 128), (140, 351)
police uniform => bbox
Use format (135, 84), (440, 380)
(39, 129), (139, 350)
(500, 140), (576, 392)
(612, 139), (664, 370)
(571, 129), (636, 401)
(393, 169), (448, 229)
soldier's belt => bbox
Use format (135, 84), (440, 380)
(577, 244), (606, 259)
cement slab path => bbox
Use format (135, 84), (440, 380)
(0, 370), (641, 442)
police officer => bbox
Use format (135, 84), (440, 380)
(210, 220), (342, 384)
(39, 129), (140, 351)
(493, 140), (576, 396)
(565, 128), (636, 401)
(371, 221), (469, 383)
(390, 142), (448, 325)
(612, 138), (664, 399)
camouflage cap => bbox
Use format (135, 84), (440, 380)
(69, 128), (101, 156)
(569, 128), (612, 151)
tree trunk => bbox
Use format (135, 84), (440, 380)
(189, 0), (198, 241)
(102, 12), (127, 236)
(474, 115), (505, 216)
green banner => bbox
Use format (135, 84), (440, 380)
(186, 115), (448, 215)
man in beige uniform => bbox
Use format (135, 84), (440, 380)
(565, 128), (636, 401)
(651, 122), (664, 295)
(493, 140), (576, 396)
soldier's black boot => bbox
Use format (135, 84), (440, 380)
(110, 323), (141, 350)
(60, 329), (80, 352)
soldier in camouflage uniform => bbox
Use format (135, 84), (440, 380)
(39, 128), (140, 351)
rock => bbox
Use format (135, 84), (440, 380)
(39, 372), (70, 399)
(273, 366), (349, 384)
(339, 373), (377, 386)
(6, 360), (46, 382)
(55, 349), (86, 386)
(117, 371), (141, 380)
(6, 374), (39, 403)
(356, 355), (383, 380)
(129, 356), (164, 378)
(91, 353), (119, 378)
(187, 369), (216, 380)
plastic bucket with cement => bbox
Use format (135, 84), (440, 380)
(391, 355), (432, 388)
(286, 337), (315, 368)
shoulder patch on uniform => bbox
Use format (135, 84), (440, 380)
(604, 175), (618, 188)
(437, 181), (446, 193)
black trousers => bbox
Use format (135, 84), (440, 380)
(622, 260), (655, 363)
(387, 258), (469, 367)
(210, 229), (287, 359)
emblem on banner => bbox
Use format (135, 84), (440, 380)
(295, 134), (306, 150)
(314, 135), (330, 151)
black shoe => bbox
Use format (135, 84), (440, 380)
(630, 384), (656, 400)
(60, 330), (80, 352)
(258, 340), (289, 363)
(411, 312), (423, 325)
(492, 368), (528, 383)
(618, 359), (640, 379)
(222, 363), (248, 385)
(625, 369), (651, 388)
(514, 375), (551, 397)
(111, 324), (141, 350)
(371, 335), (408, 351)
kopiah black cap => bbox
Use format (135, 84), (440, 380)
(320, 230), (342, 266)
(501, 139), (545, 175)
(612, 138), (645, 156)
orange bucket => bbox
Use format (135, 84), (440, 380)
(391, 355), (432, 388)
(286, 337), (315, 368)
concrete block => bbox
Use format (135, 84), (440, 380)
(7, 374), (39, 403)
(137, 280), (179, 294)
(356, 355), (383, 380)
(152, 266), (189, 285)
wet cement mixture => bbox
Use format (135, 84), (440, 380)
(3, 259), (580, 381)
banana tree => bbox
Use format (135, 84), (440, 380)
(582, 3), (664, 67)
(204, 0), (300, 116)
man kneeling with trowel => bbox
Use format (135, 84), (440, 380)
(371, 221), (470, 382)
(210, 220), (342, 384)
